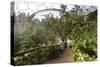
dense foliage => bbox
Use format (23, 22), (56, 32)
(13, 5), (97, 65)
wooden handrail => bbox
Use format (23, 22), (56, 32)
(14, 44), (60, 57)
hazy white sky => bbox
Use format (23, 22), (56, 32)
(14, 1), (97, 20)
(14, 1), (74, 20)
(15, 1), (74, 14)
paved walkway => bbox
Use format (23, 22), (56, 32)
(46, 47), (74, 64)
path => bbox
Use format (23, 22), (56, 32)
(46, 47), (74, 64)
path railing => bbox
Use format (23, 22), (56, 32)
(13, 44), (61, 65)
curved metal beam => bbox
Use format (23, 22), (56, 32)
(29, 8), (62, 20)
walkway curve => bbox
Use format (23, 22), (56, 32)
(46, 47), (74, 64)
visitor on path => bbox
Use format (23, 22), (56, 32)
(60, 38), (67, 51)
(55, 36), (67, 51)
(67, 38), (73, 48)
